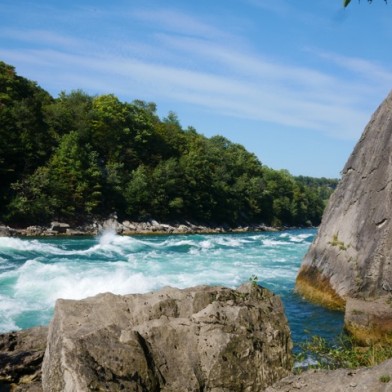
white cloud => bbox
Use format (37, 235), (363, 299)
(245, 0), (291, 15)
(0, 28), (83, 48)
(316, 50), (392, 85)
(0, 7), (388, 142)
(130, 8), (228, 40)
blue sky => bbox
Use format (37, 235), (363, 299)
(1, 0), (391, 178)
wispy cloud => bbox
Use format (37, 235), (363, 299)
(315, 50), (392, 85)
(245, 0), (291, 16)
(0, 5), (388, 142)
(131, 9), (227, 40)
(0, 28), (83, 49)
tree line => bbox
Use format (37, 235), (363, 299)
(0, 61), (338, 228)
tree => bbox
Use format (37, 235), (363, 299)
(44, 90), (93, 140)
(344, 0), (387, 6)
(0, 61), (54, 217)
(46, 131), (103, 220)
(124, 165), (152, 220)
(1, 60), (333, 227)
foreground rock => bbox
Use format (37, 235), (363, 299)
(42, 283), (292, 391)
(0, 326), (47, 392)
(266, 358), (392, 392)
(296, 91), (392, 342)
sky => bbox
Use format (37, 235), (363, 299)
(1, 0), (391, 178)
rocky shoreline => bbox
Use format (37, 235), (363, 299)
(1, 283), (293, 391)
(0, 217), (280, 237)
(2, 312), (392, 392)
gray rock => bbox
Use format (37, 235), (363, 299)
(25, 226), (45, 236)
(42, 284), (292, 391)
(0, 326), (47, 392)
(266, 358), (392, 392)
(50, 221), (70, 234)
(121, 220), (136, 230)
(344, 296), (392, 344)
(0, 225), (18, 237)
(296, 92), (392, 315)
(65, 229), (86, 236)
(176, 224), (191, 233)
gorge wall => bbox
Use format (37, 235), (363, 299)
(296, 91), (392, 342)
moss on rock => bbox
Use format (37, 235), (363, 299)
(295, 265), (346, 311)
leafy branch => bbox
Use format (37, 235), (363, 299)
(344, 0), (387, 7)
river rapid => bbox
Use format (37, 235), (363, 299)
(0, 228), (343, 346)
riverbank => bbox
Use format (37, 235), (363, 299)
(0, 217), (281, 237)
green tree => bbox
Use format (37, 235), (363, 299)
(46, 131), (103, 220)
(0, 60), (333, 228)
(44, 90), (93, 141)
(344, 0), (387, 6)
(6, 167), (55, 224)
(7, 131), (105, 223)
(0, 62), (54, 215)
(124, 165), (152, 220)
(149, 158), (185, 219)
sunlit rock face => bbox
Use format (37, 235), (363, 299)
(296, 91), (392, 342)
(42, 283), (292, 392)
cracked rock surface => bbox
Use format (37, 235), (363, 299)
(42, 283), (292, 391)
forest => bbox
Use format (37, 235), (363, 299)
(0, 61), (338, 228)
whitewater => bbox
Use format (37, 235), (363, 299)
(0, 228), (343, 345)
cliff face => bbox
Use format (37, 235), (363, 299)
(42, 284), (292, 392)
(296, 91), (392, 342)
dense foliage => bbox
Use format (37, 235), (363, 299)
(0, 61), (337, 227)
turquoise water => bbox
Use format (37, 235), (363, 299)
(0, 228), (343, 345)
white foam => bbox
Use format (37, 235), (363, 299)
(288, 233), (313, 243)
(14, 259), (157, 304)
(215, 237), (243, 247)
(0, 237), (63, 254)
(39, 231), (151, 260)
(160, 238), (197, 248)
(0, 229), (316, 332)
(200, 240), (214, 249)
(262, 239), (288, 246)
(0, 295), (25, 332)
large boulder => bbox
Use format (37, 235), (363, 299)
(42, 284), (292, 391)
(296, 91), (392, 341)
